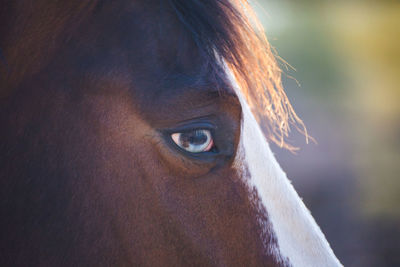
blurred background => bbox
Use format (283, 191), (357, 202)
(255, 0), (400, 266)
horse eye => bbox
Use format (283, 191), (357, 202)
(171, 129), (214, 153)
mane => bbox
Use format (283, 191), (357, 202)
(169, 0), (307, 150)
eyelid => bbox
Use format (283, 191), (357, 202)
(162, 121), (216, 135)
(161, 120), (219, 156)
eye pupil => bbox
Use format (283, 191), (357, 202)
(180, 130), (208, 147)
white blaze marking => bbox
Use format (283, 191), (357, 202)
(231, 83), (342, 266)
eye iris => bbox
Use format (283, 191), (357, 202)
(171, 129), (213, 153)
(180, 130), (208, 148)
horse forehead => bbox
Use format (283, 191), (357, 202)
(0, 0), (201, 98)
(100, 0), (203, 71)
(76, 2), (233, 114)
(71, 1), (211, 93)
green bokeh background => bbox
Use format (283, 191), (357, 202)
(256, 0), (400, 265)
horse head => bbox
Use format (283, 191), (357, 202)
(0, 1), (341, 266)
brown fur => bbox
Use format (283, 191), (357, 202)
(0, 1), (291, 266)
